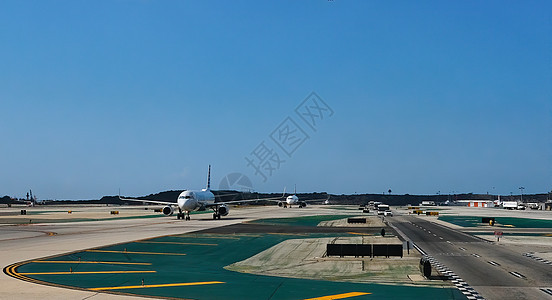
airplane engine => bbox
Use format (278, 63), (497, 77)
(162, 206), (174, 216)
(278, 201), (284, 207)
(299, 202), (307, 208)
(217, 204), (229, 216)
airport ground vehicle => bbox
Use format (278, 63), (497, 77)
(377, 204), (390, 215)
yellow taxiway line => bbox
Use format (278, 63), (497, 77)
(303, 292), (371, 300)
(347, 232), (371, 236)
(18, 270), (156, 275)
(30, 260), (151, 265)
(136, 241), (218, 246)
(86, 250), (186, 255)
(90, 281), (224, 291)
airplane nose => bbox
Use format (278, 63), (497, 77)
(182, 199), (198, 211)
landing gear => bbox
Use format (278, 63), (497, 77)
(212, 213), (221, 220)
(177, 210), (191, 220)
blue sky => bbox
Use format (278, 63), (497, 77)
(1, 1), (550, 199)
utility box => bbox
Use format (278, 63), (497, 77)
(482, 217), (495, 224)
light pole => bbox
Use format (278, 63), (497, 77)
(519, 187), (525, 202)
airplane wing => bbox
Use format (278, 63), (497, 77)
(205, 196), (284, 207)
(119, 196), (176, 206)
(301, 196), (330, 203)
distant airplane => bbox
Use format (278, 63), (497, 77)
(277, 185), (328, 208)
(120, 166), (277, 220)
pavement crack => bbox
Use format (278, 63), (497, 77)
(81, 292), (100, 300)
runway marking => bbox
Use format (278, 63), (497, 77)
(19, 270), (156, 275)
(471, 253), (481, 258)
(4, 263), (32, 281)
(136, 241), (218, 246)
(504, 224), (515, 227)
(541, 288), (552, 296)
(347, 232), (371, 236)
(30, 260), (152, 265)
(488, 261), (500, 266)
(439, 237), (444, 239)
(86, 250), (186, 256)
(89, 281), (224, 291)
(509, 271), (526, 279)
(302, 292), (371, 300)
(459, 247), (466, 251)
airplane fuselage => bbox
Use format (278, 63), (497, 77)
(286, 195), (299, 205)
(177, 189), (215, 212)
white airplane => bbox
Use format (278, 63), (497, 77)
(120, 166), (262, 220)
(277, 185), (328, 208)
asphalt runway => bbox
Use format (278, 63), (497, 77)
(198, 222), (390, 235)
(1, 205), (465, 300)
(389, 215), (552, 300)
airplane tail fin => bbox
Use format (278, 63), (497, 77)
(207, 165), (211, 190)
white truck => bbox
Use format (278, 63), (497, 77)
(502, 201), (518, 210)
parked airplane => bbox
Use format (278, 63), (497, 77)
(120, 166), (277, 220)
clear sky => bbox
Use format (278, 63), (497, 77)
(1, 1), (551, 200)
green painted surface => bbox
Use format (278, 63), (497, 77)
(15, 217), (466, 299)
(439, 216), (552, 228)
(466, 232), (552, 237)
(250, 215), (352, 227)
